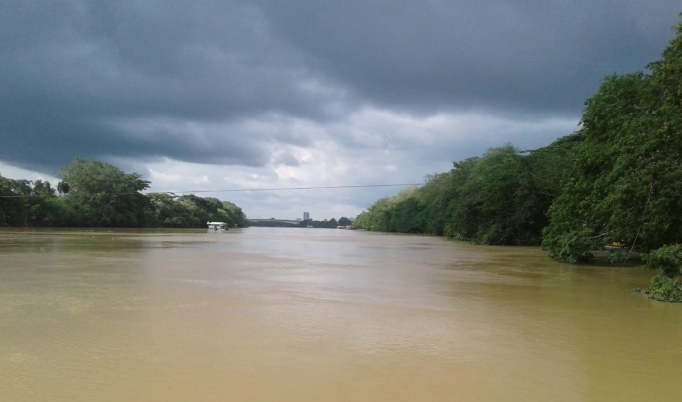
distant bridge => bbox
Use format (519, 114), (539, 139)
(248, 218), (302, 226)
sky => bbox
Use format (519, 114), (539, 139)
(1, 1), (680, 220)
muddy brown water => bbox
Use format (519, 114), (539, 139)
(1, 227), (680, 401)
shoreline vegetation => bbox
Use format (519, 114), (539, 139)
(353, 21), (682, 302)
(249, 217), (353, 229)
(0, 159), (248, 230)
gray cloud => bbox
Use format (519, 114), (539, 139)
(273, 151), (300, 167)
(260, 0), (679, 115)
(0, 0), (680, 178)
(0, 1), (346, 172)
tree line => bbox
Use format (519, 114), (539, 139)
(248, 217), (353, 228)
(353, 136), (580, 245)
(0, 159), (247, 229)
(354, 21), (682, 301)
(303, 217), (353, 228)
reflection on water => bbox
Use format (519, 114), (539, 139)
(1, 227), (680, 401)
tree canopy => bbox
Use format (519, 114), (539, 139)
(59, 159), (151, 227)
(0, 159), (247, 229)
(353, 139), (579, 245)
(542, 22), (682, 262)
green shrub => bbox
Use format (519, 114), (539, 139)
(644, 244), (682, 277)
(542, 227), (594, 263)
(640, 274), (682, 302)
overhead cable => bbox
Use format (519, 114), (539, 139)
(0, 183), (421, 198)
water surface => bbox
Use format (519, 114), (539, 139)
(1, 228), (680, 401)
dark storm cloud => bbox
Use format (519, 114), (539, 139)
(0, 0), (680, 173)
(260, 0), (680, 115)
(0, 0), (340, 172)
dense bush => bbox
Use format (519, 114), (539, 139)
(644, 244), (682, 278)
(640, 274), (682, 302)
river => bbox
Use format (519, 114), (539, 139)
(1, 227), (680, 401)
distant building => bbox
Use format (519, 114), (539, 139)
(303, 212), (310, 221)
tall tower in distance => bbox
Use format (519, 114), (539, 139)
(303, 212), (310, 221)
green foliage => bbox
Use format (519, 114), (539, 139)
(250, 217), (347, 228)
(415, 172), (455, 235)
(354, 139), (579, 245)
(541, 226), (594, 263)
(60, 159), (151, 227)
(542, 22), (682, 261)
(0, 175), (57, 226)
(644, 244), (682, 277)
(445, 146), (545, 244)
(0, 160), (247, 229)
(221, 201), (248, 228)
(607, 249), (629, 264)
(639, 274), (682, 303)
(353, 187), (428, 233)
(140, 194), (247, 229)
(57, 181), (70, 195)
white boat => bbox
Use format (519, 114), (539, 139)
(207, 221), (228, 231)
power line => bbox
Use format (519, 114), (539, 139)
(0, 183), (421, 198)
(166, 183), (421, 193)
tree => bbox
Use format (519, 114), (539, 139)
(57, 181), (70, 195)
(0, 174), (59, 226)
(60, 159), (151, 227)
(143, 193), (248, 228)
